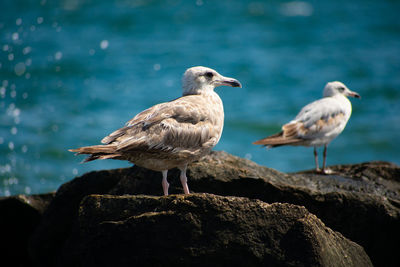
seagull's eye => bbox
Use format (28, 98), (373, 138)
(338, 87), (345, 92)
(204, 72), (214, 78)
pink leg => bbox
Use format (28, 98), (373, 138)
(314, 147), (320, 172)
(161, 170), (169, 196)
(179, 165), (190, 194)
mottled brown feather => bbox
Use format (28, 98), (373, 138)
(253, 111), (348, 148)
(253, 130), (303, 147)
(69, 92), (224, 167)
(253, 121), (307, 147)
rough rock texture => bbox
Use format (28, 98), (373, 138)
(28, 168), (122, 266)
(295, 161), (400, 198)
(0, 193), (54, 266)
(56, 194), (372, 267)
(28, 151), (399, 266)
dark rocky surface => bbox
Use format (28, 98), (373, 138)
(2, 151), (399, 266)
(28, 168), (122, 266)
(0, 193), (55, 267)
(61, 193), (372, 267)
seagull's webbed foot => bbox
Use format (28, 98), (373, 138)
(315, 145), (336, 175)
(316, 168), (337, 175)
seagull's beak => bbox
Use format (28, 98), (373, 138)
(347, 90), (361, 99)
(214, 76), (242, 88)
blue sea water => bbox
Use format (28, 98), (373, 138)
(1, 0), (399, 196)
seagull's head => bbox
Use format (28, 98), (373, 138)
(323, 81), (361, 99)
(182, 66), (242, 96)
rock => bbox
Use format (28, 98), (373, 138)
(57, 194), (373, 266)
(192, 153), (400, 267)
(0, 193), (55, 266)
(29, 151), (399, 266)
(28, 168), (122, 266)
(295, 161), (400, 198)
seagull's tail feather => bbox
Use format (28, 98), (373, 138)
(69, 144), (121, 162)
(69, 144), (116, 154)
(253, 131), (303, 148)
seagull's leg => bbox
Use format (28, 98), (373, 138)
(179, 165), (190, 194)
(322, 144), (330, 174)
(314, 147), (320, 172)
(161, 170), (169, 196)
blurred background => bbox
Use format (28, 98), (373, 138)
(1, 0), (399, 196)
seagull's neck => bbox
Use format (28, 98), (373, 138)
(182, 85), (215, 96)
(331, 94), (352, 116)
(331, 93), (349, 102)
(325, 93), (346, 101)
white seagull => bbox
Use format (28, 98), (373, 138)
(70, 66), (241, 195)
(253, 81), (360, 174)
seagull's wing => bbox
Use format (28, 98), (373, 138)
(253, 97), (349, 147)
(101, 101), (173, 145)
(283, 97), (349, 140)
(101, 95), (220, 154)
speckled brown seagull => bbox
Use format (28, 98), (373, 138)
(253, 81), (360, 174)
(69, 66), (241, 195)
